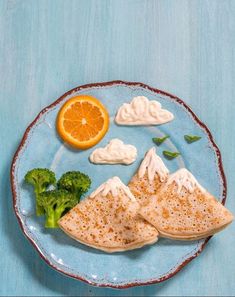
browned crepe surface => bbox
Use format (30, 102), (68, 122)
(139, 182), (233, 240)
(59, 191), (158, 252)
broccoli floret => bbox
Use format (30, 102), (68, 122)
(38, 190), (77, 228)
(24, 168), (56, 216)
(57, 171), (91, 201)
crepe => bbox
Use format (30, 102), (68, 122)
(128, 147), (169, 206)
(59, 176), (158, 252)
(139, 168), (233, 240)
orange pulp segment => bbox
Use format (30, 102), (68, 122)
(57, 95), (109, 149)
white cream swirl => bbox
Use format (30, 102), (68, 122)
(138, 147), (169, 182)
(115, 96), (174, 125)
(90, 176), (136, 201)
(167, 168), (205, 194)
(89, 139), (137, 165)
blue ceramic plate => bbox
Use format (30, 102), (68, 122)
(11, 81), (226, 288)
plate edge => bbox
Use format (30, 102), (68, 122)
(10, 80), (227, 289)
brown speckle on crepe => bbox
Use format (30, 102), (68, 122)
(129, 172), (166, 206)
(139, 181), (233, 240)
(59, 190), (158, 252)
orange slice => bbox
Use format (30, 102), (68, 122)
(57, 95), (109, 149)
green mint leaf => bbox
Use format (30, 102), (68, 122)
(163, 150), (180, 160)
(184, 135), (201, 143)
(152, 135), (169, 146)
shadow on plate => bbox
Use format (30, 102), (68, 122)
(42, 227), (159, 258)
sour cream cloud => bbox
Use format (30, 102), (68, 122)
(115, 96), (174, 125)
(89, 139), (137, 165)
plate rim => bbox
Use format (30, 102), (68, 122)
(10, 80), (227, 289)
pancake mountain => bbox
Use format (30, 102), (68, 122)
(59, 176), (158, 252)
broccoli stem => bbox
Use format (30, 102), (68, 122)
(54, 208), (65, 225)
(44, 208), (65, 228)
(45, 216), (58, 228)
(35, 188), (45, 216)
(45, 211), (58, 228)
(36, 202), (45, 217)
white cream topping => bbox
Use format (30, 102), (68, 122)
(115, 96), (174, 125)
(89, 139), (137, 165)
(138, 147), (169, 182)
(167, 168), (205, 194)
(90, 176), (136, 202)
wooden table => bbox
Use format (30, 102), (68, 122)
(0, 0), (234, 296)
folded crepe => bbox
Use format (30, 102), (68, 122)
(128, 147), (169, 206)
(59, 176), (158, 252)
(139, 168), (233, 240)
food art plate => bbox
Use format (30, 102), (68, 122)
(11, 81), (226, 288)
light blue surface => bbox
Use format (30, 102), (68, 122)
(1, 0), (235, 296)
(12, 83), (224, 287)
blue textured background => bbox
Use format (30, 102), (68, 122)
(0, 0), (235, 296)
